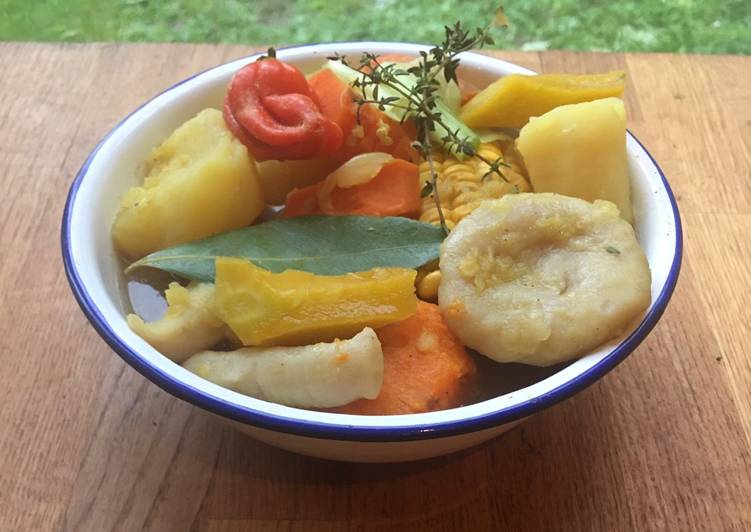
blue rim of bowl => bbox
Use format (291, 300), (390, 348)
(61, 43), (683, 443)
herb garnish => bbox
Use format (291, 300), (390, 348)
(327, 19), (510, 235)
(126, 216), (445, 281)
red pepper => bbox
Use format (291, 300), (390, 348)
(223, 58), (343, 161)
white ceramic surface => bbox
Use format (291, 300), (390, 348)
(62, 42), (682, 462)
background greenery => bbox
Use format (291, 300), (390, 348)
(1, 0), (749, 54)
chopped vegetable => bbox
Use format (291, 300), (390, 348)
(213, 257), (418, 346)
(368, 54), (464, 113)
(517, 97), (633, 222)
(284, 158), (421, 218)
(324, 152), (394, 189)
(127, 282), (226, 363)
(325, 59), (477, 157)
(307, 67), (356, 141)
(459, 71), (626, 129)
(224, 58), (343, 161)
(112, 108), (264, 260)
(330, 302), (476, 415)
(183, 327), (384, 408)
(307, 67), (418, 162)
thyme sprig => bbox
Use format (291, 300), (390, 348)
(330, 21), (510, 235)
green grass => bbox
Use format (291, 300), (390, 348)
(1, 0), (750, 54)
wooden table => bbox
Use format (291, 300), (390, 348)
(1, 43), (749, 531)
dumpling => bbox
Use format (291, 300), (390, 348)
(127, 282), (226, 363)
(439, 193), (651, 366)
(182, 327), (383, 408)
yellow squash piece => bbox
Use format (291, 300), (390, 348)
(459, 71), (625, 129)
(517, 97), (633, 222)
(214, 258), (417, 346)
(112, 108), (264, 260)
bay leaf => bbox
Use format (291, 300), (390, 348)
(125, 215), (444, 282)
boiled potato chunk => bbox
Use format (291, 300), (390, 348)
(127, 282), (226, 363)
(517, 97), (633, 222)
(214, 257), (417, 347)
(113, 108), (264, 259)
(183, 327), (383, 408)
(439, 193), (651, 366)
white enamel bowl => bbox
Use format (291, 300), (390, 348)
(62, 42), (682, 463)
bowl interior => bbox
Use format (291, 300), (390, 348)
(63, 42), (681, 439)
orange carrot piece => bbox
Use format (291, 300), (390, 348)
(364, 53), (417, 72)
(283, 182), (322, 218)
(308, 68), (357, 143)
(375, 53), (417, 63)
(329, 159), (421, 217)
(307, 68), (418, 163)
(330, 302), (477, 415)
(283, 159), (421, 219)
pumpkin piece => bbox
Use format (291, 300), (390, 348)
(214, 257), (417, 346)
(459, 71), (625, 129)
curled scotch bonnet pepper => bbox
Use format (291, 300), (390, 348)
(224, 58), (343, 161)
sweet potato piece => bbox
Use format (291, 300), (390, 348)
(331, 301), (476, 415)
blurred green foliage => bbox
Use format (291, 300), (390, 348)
(1, 0), (749, 53)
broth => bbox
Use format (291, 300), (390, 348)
(126, 268), (179, 322)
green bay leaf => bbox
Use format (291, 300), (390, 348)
(125, 215), (444, 282)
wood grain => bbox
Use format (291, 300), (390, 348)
(0, 43), (749, 532)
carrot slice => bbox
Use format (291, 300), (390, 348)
(283, 182), (321, 218)
(283, 159), (421, 218)
(307, 68), (418, 163)
(307, 68), (357, 141)
(330, 302), (477, 415)
(328, 159), (421, 217)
